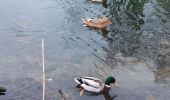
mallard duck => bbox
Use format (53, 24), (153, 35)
(75, 76), (117, 95)
(82, 17), (112, 29)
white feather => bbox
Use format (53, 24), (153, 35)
(81, 84), (103, 93)
(91, 0), (103, 2)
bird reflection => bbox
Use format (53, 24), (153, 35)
(101, 28), (110, 37)
(85, 91), (117, 100)
(103, 92), (117, 100)
(76, 84), (117, 100)
(100, 86), (117, 100)
(102, 0), (108, 8)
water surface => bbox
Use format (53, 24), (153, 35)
(0, 0), (170, 100)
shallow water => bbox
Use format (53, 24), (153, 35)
(0, 0), (170, 100)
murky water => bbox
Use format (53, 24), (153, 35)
(0, 0), (170, 100)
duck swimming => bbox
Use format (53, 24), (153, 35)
(89, 0), (103, 2)
(82, 17), (112, 29)
(75, 76), (117, 95)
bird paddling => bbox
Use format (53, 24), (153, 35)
(74, 76), (117, 95)
(82, 17), (112, 29)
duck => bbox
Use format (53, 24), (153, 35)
(89, 0), (103, 2)
(74, 76), (117, 95)
(82, 17), (112, 29)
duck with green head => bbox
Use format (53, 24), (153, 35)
(75, 76), (117, 95)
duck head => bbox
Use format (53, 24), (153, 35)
(105, 76), (117, 87)
(103, 17), (112, 24)
(100, 76), (116, 95)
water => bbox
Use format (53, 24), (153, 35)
(0, 0), (170, 100)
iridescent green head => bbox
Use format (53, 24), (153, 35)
(105, 76), (115, 86)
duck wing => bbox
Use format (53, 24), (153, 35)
(81, 83), (102, 93)
(81, 77), (103, 88)
(80, 76), (104, 93)
(81, 76), (101, 81)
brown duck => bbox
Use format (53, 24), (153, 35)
(82, 17), (112, 29)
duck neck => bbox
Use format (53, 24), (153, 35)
(105, 80), (111, 86)
(105, 76), (115, 86)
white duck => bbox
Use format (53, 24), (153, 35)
(89, 0), (103, 3)
(75, 76), (117, 95)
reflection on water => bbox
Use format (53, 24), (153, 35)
(125, 0), (146, 30)
(104, 0), (147, 30)
(103, 93), (117, 100)
(102, 0), (170, 80)
(157, 0), (170, 18)
(101, 0), (148, 65)
(102, 0), (170, 99)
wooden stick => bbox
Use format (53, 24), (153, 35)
(42, 39), (45, 100)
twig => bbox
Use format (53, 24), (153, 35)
(41, 39), (45, 100)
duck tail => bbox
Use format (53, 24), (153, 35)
(74, 78), (83, 84)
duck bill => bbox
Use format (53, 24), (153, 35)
(112, 82), (118, 87)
